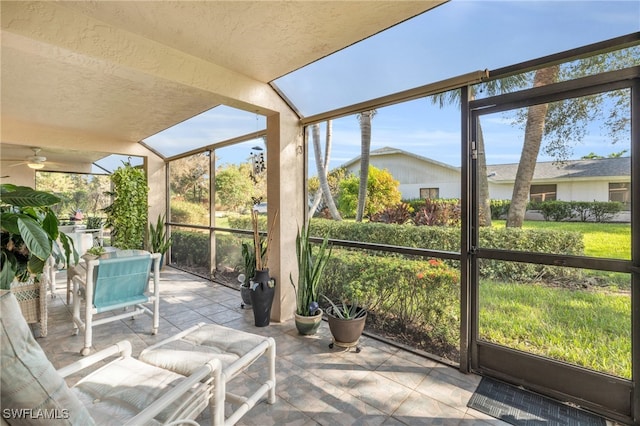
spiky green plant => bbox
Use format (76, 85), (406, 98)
(290, 224), (332, 316)
(148, 214), (172, 255)
(322, 295), (366, 319)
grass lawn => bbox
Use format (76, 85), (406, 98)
(492, 220), (631, 259)
(483, 220), (632, 378)
(480, 280), (631, 379)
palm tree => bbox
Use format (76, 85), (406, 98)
(506, 66), (559, 227)
(356, 110), (376, 222)
(311, 121), (341, 220)
(431, 76), (528, 226)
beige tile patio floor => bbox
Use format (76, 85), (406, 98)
(37, 267), (510, 425)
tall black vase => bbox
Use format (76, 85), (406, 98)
(249, 269), (275, 327)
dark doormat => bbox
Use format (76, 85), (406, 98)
(467, 377), (606, 426)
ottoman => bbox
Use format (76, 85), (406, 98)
(139, 322), (276, 425)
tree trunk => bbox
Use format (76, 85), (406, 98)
(312, 122), (341, 220)
(476, 120), (492, 226)
(356, 111), (374, 222)
(506, 66), (559, 227)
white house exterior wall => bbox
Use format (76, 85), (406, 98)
(557, 180), (609, 202)
(345, 153), (460, 199)
(490, 180), (614, 202)
(400, 183), (460, 199)
(342, 149), (629, 203)
(488, 183), (513, 200)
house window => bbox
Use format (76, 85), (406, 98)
(609, 183), (630, 207)
(420, 188), (439, 199)
(530, 184), (556, 202)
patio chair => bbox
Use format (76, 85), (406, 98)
(63, 231), (95, 303)
(139, 322), (277, 425)
(72, 250), (161, 356)
(1, 290), (224, 425)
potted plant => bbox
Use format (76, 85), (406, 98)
(0, 184), (76, 335)
(147, 214), (172, 269)
(248, 209), (278, 327)
(238, 240), (265, 309)
(82, 246), (107, 261)
(323, 296), (367, 353)
(290, 223), (332, 335)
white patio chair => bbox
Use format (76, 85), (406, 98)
(1, 290), (224, 426)
(71, 250), (161, 355)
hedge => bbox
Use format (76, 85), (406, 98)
(321, 250), (460, 346)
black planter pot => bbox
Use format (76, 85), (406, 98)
(249, 269), (274, 327)
(240, 285), (252, 308)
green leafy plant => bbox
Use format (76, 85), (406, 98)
(85, 246), (106, 256)
(290, 223), (332, 316)
(0, 184), (76, 289)
(148, 214), (172, 255)
(104, 161), (148, 250)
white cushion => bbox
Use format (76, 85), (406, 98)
(139, 324), (269, 377)
(72, 357), (204, 426)
(0, 291), (94, 426)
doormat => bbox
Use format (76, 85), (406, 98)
(467, 377), (606, 426)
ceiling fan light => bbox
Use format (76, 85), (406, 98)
(27, 162), (45, 170)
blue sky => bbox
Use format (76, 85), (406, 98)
(142, 0), (639, 174)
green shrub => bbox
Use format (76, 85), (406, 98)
(321, 249), (460, 346)
(310, 219), (583, 282)
(170, 230), (209, 268)
(490, 200), (511, 220)
(537, 201), (574, 222)
(531, 200), (624, 223)
(478, 227), (583, 281)
(170, 199), (209, 225)
(589, 201), (623, 222)
(170, 229), (248, 273)
(570, 201), (592, 222)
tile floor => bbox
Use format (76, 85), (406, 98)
(36, 267), (512, 425)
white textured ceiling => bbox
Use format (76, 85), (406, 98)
(0, 0), (445, 166)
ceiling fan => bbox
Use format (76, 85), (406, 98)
(8, 147), (48, 169)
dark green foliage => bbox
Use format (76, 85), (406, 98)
(85, 216), (104, 230)
(170, 230), (210, 269)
